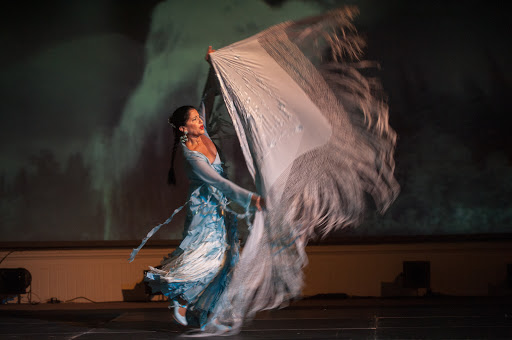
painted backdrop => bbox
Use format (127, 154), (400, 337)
(1, 0), (510, 242)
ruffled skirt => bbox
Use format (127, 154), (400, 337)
(145, 185), (239, 327)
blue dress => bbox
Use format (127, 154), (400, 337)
(144, 125), (254, 327)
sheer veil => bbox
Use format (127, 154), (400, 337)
(202, 7), (399, 334)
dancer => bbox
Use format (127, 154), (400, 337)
(132, 6), (398, 335)
(129, 55), (264, 328)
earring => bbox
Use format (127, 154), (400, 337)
(180, 130), (188, 143)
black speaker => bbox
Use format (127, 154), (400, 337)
(0, 268), (32, 294)
(403, 261), (430, 289)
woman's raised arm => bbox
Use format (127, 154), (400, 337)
(201, 46), (220, 120)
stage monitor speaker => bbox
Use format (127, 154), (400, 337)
(0, 268), (32, 295)
(403, 261), (430, 289)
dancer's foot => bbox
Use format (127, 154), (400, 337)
(201, 318), (231, 333)
(171, 300), (188, 326)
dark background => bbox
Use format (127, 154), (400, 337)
(0, 0), (510, 243)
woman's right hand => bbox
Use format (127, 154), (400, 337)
(251, 195), (266, 211)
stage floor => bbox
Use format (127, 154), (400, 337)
(1, 296), (511, 339)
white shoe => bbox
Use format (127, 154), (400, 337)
(171, 300), (188, 326)
(201, 318), (231, 334)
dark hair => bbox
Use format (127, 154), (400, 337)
(167, 105), (196, 185)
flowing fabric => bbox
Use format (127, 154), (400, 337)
(201, 7), (399, 334)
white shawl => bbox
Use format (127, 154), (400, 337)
(205, 7), (399, 334)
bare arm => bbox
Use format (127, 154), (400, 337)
(201, 67), (219, 119)
(201, 46), (220, 121)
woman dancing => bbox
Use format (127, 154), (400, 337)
(132, 6), (398, 335)
(141, 51), (264, 328)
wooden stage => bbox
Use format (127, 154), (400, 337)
(1, 295), (511, 339)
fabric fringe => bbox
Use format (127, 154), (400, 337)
(193, 6), (399, 336)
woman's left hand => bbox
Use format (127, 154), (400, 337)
(205, 45), (216, 64)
